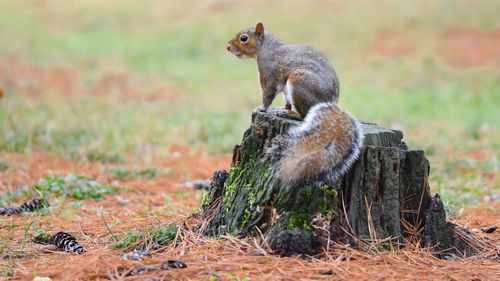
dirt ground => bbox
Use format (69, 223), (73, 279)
(373, 27), (500, 68)
(0, 151), (499, 281)
(0, 59), (181, 101)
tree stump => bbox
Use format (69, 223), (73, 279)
(201, 110), (474, 256)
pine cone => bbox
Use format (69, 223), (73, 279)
(0, 198), (49, 216)
(20, 198), (49, 212)
(49, 232), (86, 254)
(0, 206), (21, 215)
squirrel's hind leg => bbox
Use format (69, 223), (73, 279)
(272, 82), (302, 120)
(273, 107), (303, 121)
(287, 70), (328, 117)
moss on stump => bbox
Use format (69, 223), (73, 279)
(201, 110), (475, 257)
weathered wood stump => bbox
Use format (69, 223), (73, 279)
(201, 110), (475, 256)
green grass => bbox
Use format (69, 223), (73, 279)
(106, 167), (158, 181)
(86, 150), (125, 164)
(0, 94), (248, 156)
(0, 0), (498, 210)
(0, 174), (124, 206)
(114, 222), (180, 252)
(34, 174), (120, 200)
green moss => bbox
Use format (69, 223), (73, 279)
(305, 186), (313, 204)
(263, 165), (271, 179)
(319, 199), (327, 211)
(208, 153), (274, 233)
(201, 188), (211, 207)
(247, 187), (256, 208)
(326, 209), (339, 218)
(237, 165), (272, 228)
(287, 212), (310, 230)
(239, 209), (251, 228)
(222, 165), (246, 208)
(377, 242), (394, 252)
(321, 185), (338, 197)
(320, 185), (338, 216)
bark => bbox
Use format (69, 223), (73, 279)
(201, 110), (472, 256)
(423, 194), (481, 258)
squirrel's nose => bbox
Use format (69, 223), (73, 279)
(226, 44), (231, 51)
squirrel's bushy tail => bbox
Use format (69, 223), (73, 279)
(276, 102), (363, 185)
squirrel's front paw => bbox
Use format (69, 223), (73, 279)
(253, 106), (268, 113)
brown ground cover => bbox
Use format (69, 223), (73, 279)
(373, 27), (500, 68)
(0, 60), (181, 101)
(439, 28), (500, 68)
(373, 29), (416, 59)
(0, 151), (499, 280)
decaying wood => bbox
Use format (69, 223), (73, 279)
(202, 110), (479, 257)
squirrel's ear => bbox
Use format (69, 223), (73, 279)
(255, 22), (264, 35)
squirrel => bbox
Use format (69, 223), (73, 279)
(226, 22), (363, 184)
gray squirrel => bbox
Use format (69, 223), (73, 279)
(226, 22), (363, 184)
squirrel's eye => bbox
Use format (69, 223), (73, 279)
(240, 34), (248, 42)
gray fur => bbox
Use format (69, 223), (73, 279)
(228, 23), (360, 185)
(255, 29), (339, 112)
(227, 24), (339, 115)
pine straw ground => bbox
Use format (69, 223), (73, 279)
(0, 150), (499, 280)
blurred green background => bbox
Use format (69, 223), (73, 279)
(0, 0), (498, 211)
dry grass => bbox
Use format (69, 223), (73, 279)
(0, 152), (498, 280)
(6, 214), (500, 281)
